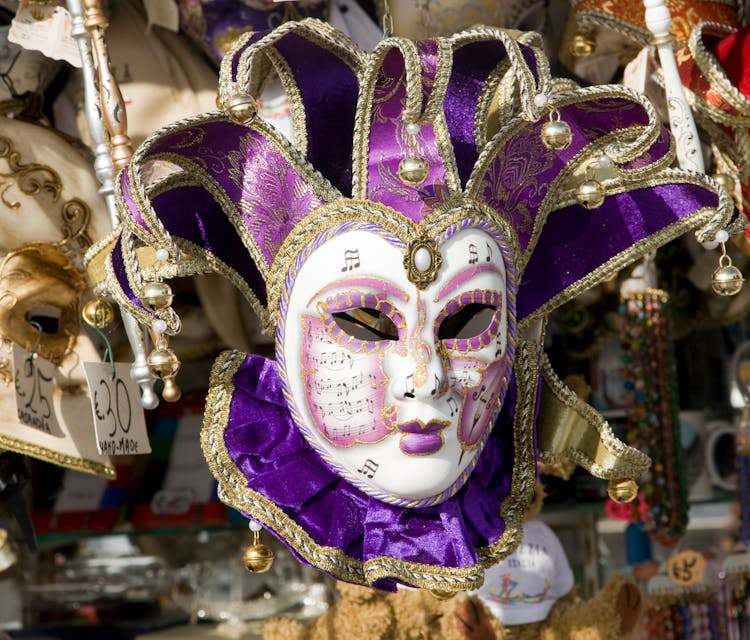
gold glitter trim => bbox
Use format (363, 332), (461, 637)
(427, 39), (461, 194)
(263, 47), (308, 157)
(537, 354), (651, 479)
(0, 433), (115, 478)
(688, 22), (750, 117)
(479, 338), (538, 566)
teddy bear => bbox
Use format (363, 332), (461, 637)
(262, 480), (643, 640)
(261, 571), (641, 640)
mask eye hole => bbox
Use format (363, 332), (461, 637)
(332, 308), (399, 341)
(26, 305), (62, 334)
(438, 303), (496, 340)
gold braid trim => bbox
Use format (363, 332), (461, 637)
(537, 354), (651, 480)
(688, 21), (750, 117)
(263, 47), (308, 157)
(0, 434), (115, 478)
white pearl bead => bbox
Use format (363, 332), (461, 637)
(153, 319), (168, 333)
(413, 247), (432, 272)
(249, 520), (263, 532)
(702, 240), (719, 250)
(155, 248), (170, 262)
(716, 229), (729, 243)
(533, 93), (548, 108)
(405, 122), (420, 136)
(598, 154), (612, 168)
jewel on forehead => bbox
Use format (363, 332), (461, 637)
(403, 235), (442, 289)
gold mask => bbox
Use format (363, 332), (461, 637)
(0, 243), (87, 365)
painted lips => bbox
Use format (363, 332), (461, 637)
(397, 420), (448, 455)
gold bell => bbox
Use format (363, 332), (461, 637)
(82, 299), (116, 328)
(398, 156), (429, 186)
(540, 115), (572, 151)
(712, 253), (745, 296)
(146, 346), (180, 380)
(162, 376), (182, 403)
(576, 178), (606, 209)
(607, 478), (638, 503)
(243, 528), (274, 573)
(140, 281), (174, 312)
(570, 32), (596, 57)
(224, 94), (258, 125)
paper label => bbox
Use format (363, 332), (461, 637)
(54, 470), (108, 513)
(150, 488), (194, 515)
(143, 0), (180, 32)
(162, 414), (215, 503)
(8, 3), (82, 68)
(622, 46), (650, 94)
(84, 361), (151, 456)
(13, 344), (63, 436)
(667, 550), (706, 585)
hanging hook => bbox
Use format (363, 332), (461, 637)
(24, 320), (43, 375)
(381, 0), (393, 37)
(91, 304), (116, 380)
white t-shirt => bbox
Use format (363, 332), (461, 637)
(473, 519), (574, 625)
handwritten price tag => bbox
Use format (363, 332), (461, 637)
(150, 488), (194, 515)
(12, 344), (62, 436)
(667, 550), (706, 586)
(84, 362), (151, 456)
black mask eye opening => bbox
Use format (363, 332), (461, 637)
(332, 308), (399, 341)
(438, 303), (496, 341)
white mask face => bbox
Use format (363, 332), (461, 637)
(279, 225), (514, 506)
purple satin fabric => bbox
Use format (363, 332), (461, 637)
(273, 32), (358, 195)
(151, 187), (269, 306)
(367, 47), (447, 220)
(446, 41), (510, 186)
(179, 0), (329, 67)
(223, 352), (523, 589)
(518, 182), (719, 318)
(480, 97), (652, 253)
(111, 236), (147, 311)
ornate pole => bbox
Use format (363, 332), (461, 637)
(643, 0), (704, 172)
(68, 0), (158, 409)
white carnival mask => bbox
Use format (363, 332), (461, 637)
(281, 225), (514, 505)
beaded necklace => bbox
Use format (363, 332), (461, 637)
(620, 288), (689, 547)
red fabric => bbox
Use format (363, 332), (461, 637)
(711, 24), (750, 99)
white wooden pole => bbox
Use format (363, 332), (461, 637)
(643, 0), (704, 172)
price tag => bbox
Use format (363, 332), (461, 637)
(143, 0), (180, 32)
(84, 362), (151, 456)
(8, 2), (81, 67)
(150, 488), (194, 515)
(622, 46), (651, 94)
(13, 344), (63, 436)
(54, 471), (108, 514)
(667, 550), (706, 586)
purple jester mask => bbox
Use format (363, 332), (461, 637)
(96, 20), (733, 591)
